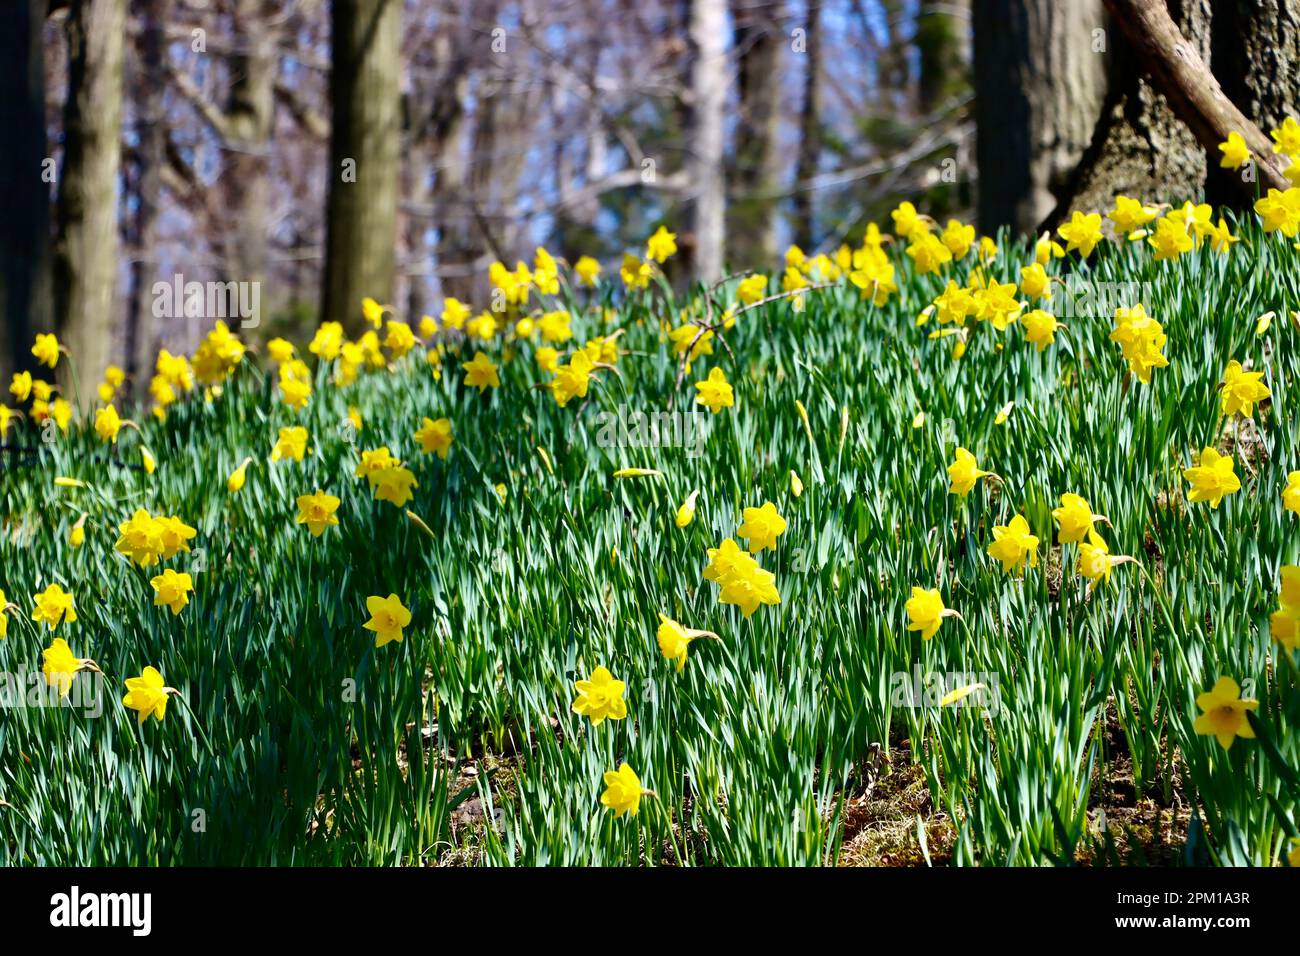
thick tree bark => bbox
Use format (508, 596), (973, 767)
(1207, 0), (1300, 206)
(0, 0), (52, 387)
(689, 0), (727, 282)
(1059, 0), (1289, 220)
(221, 0), (276, 318)
(124, 0), (172, 389)
(728, 0), (784, 267)
(973, 0), (1110, 234)
(322, 0), (402, 335)
(793, 0), (821, 250)
(54, 0), (127, 401)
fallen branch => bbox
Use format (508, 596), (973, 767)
(1102, 0), (1289, 192)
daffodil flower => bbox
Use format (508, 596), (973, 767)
(571, 666), (628, 726)
(363, 593), (412, 648)
(905, 587), (961, 640)
(1192, 677), (1258, 750)
(599, 763), (647, 817)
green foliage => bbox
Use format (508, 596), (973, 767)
(1, 219), (1298, 866)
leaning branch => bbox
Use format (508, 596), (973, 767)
(1102, 0), (1289, 192)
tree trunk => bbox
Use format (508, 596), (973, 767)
(54, 0), (127, 402)
(0, 0), (52, 388)
(124, 0), (171, 390)
(972, 0), (1110, 234)
(1056, 0), (1213, 221)
(689, 0), (727, 282)
(221, 0), (276, 323)
(322, 0), (402, 335)
(793, 0), (821, 250)
(1207, 0), (1300, 207)
(728, 0), (784, 268)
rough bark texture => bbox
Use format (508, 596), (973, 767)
(124, 0), (172, 388)
(973, 0), (1110, 234)
(0, 0), (52, 386)
(322, 0), (402, 335)
(221, 0), (276, 318)
(1057, 1), (1212, 222)
(54, 0), (127, 400)
(727, 0), (784, 267)
(1207, 0), (1300, 206)
(689, 0), (727, 282)
(793, 0), (821, 250)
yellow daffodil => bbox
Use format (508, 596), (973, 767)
(660, 613), (722, 671)
(271, 426), (309, 463)
(42, 638), (96, 698)
(736, 273), (768, 305)
(1268, 565), (1300, 653)
(574, 255), (600, 286)
(694, 367), (734, 413)
(415, 417), (453, 459)
(122, 666), (173, 724)
(599, 762), (645, 817)
(646, 225), (677, 263)
(1271, 116), (1300, 156)
(905, 587), (960, 640)
(987, 515), (1040, 574)
(462, 350), (500, 391)
(737, 502), (787, 554)
(1075, 528), (1135, 590)
(1284, 471), (1300, 515)
(947, 447), (998, 496)
(94, 404), (124, 443)
(1183, 447), (1241, 508)
(1219, 131), (1250, 168)
(228, 457), (252, 493)
(1021, 309), (1059, 351)
(1052, 493), (1107, 544)
(31, 583), (77, 630)
(363, 593), (412, 647)
(1219, 360), (1270, 418)
(675, 490), (700, 528)
(550, 349), (596, 408)
(150, 569), (194, 616)
(1057, 210), (1104, 257)
(571, 666), (628, 726)
(296, 490), (341, 537)
(1192, 677), (1257, 750)
(1109, 195), (1159, 234)
(32, 333), (61, 369)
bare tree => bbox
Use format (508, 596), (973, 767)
(0, 0), (52, 386)
(728, 0), (784, 267)
(123, 0), (172, 389)
(689, 0), (727, 281)
(792, 0), (820, 249)
(321, 0), (402, 334)
(972, 0), (1109, 234)
(54, 0), (127, 400)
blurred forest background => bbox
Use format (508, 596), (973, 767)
(3, 0), (1300, 398)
